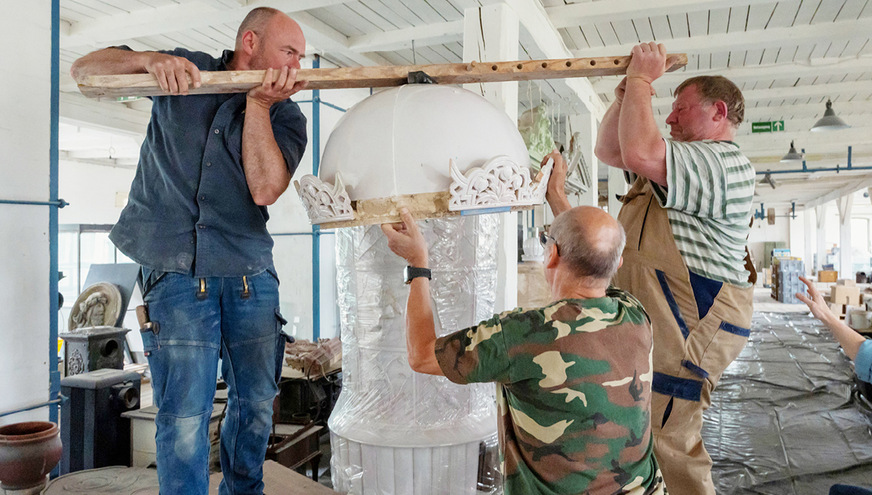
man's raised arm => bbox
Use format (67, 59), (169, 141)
(70, 47), (201, 95)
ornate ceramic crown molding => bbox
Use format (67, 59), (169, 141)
(295, 157), (552, 227)
(448, 155), (552, 211)
(294, 173), (355, 224)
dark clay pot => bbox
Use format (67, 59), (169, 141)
(0, 421), (62, 490)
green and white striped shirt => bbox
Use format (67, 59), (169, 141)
(650, 139), (755, 287)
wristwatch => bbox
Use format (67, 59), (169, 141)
(404, 266), (432, 284)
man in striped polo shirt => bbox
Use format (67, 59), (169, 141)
(546, 42), (755, 494)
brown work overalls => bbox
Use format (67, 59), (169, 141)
(613, 177), (755, 495)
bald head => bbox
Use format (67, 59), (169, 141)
(236, 8), (282, 47)
(231, 7), (305, 72)
(549, 206), (625, 281)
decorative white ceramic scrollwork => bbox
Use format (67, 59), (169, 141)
(448, 155), (553, 211)
(294, 173), (355, 224)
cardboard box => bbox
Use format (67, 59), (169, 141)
(818, 270), (838, 283)
(831, 285), (861, 306)
(837, 278), (857, 287)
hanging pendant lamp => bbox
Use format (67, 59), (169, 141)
(811, 99), (850, 132)
(780, 140), (804, 162)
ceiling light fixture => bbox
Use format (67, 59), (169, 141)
(811, 99), (850, 132)
(780, 140), (804, 162)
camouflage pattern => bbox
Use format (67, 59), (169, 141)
(434, 288), (665, 495)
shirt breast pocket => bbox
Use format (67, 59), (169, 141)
(223, 115), (244, 166)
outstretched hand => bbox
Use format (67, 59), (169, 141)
(796, 276), (836, 324)
(381, 208), (429, 267)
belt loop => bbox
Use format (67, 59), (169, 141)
(196, 278), (208, 300)
(241, 275), (251, 299)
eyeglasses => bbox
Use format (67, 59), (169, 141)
(539, 231), (556, 247)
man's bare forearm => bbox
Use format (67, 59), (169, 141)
(595, 100), (625, 169)
(241, 99), (291, 206)
(71, 48), (150, 81)
(405, 276), (443, 376)
(618, 78), (667, 185)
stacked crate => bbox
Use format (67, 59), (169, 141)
(828, 279), (862, 320)
(772, 257), (806, 304)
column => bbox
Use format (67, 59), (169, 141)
(463, 4), (520, 313)
(838, 194), (854, 279)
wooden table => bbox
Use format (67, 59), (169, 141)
(266, 423), (324, 482)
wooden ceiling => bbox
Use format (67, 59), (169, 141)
(58, 0), (872, 210)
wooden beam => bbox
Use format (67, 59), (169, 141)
(76, 54), (688, 99)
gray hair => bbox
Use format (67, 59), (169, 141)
(236, 7), (281, 42)
(676, 75), (745, 127)
(550, 208), (626, 281)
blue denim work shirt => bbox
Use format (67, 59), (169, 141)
(109, 48), (307, 277)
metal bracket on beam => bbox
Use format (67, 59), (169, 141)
(406, 71), (437, 85)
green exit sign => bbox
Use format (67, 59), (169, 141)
(751, 120), (784, 133)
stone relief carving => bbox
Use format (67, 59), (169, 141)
(294, 173), (355, 224)
(448, 155), (553, 211)
(68, 282), (123, 331)
(295, 157), (552, 225)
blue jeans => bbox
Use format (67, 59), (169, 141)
(140, 268), (286, 495)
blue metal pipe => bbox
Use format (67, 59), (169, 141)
(50, 0), (61, 429)
(0, 396), (64, 419)
(0, 199), (67, 207)
(756, 165), (872, 175)
(312, 54), (322, 341)
(272, 231), (335, 236)
(296, 99), (347, 113)
(757, 145), (863, 175)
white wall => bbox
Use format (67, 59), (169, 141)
(58, 160), (133, 225)
(0, 3), (52, 423)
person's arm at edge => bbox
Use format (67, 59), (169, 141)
(242, 66), (307, 205)
(544, 150), (571, 217)
(618, 43), (670, 186)
(594, 77), (627, 169)
(70, 47), (201, 95)
(381, 209), (444, 376)
(797, 276), (866, 360)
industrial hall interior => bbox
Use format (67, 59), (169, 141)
(3, 0), (872, 494)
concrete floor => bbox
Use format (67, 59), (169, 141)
(115, 287), (871, 493)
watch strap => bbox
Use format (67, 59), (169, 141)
(404, 266), (432, 284)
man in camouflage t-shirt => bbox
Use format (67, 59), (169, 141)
(382, 206), (664, 495)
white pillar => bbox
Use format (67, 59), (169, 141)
(607, 167), (628, 219)
(803, 208), (814, 276)
(838, 194), (854, 279)
(816, 204), (827, 273)
(463, 4), (520, 313)
(0, 3), (52, 423)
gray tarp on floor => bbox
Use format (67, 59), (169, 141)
(707, 312), (872, 493)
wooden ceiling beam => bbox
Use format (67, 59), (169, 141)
(572, 18), (872, 59)
(650, 80), (872, 109)
(62, 0), (354, 49)
(545, 0), (777, 29)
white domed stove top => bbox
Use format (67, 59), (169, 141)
(295, 84), (552, 228)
